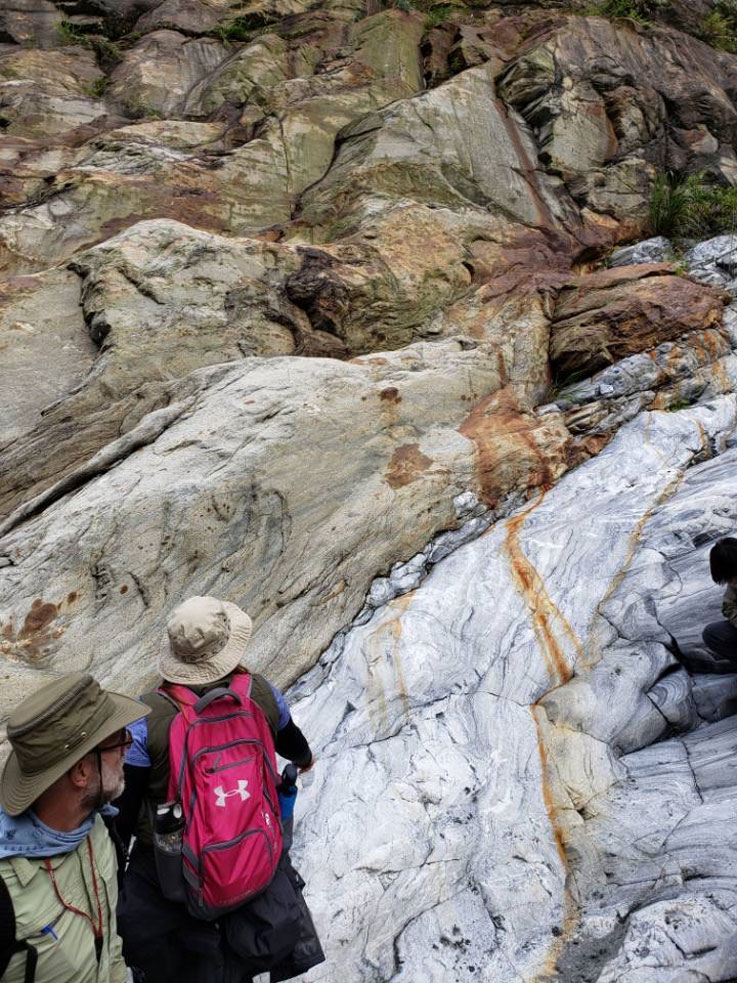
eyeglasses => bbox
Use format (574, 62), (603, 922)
(97, 728), (133, 753)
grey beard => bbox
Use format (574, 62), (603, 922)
(82, 770), (125, 811)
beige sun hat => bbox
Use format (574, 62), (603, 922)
(159, 596), (253, 686)
(0, 673), (150, 817)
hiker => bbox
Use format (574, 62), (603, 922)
(0, 672), (150, 983)
(115, 595), (317, 983)
(702, 537), (737, 666)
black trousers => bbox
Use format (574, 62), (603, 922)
(118, 847), (252, 983)
(703, 619), (737, 664)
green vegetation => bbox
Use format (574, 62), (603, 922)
(83, 76), (111, 98)
(91, 36), (124, 71)
(665, 397), (693, 412)
(424, 5), (454, 28)
(593, 0), (652, 24)
(587, 0), (737, 49)
(583, 0), (671, 27)
(650, 171), (737, 238)
(58, 19), (129, 71)
(122, 96), (163, 119)
(700, 0), (737, 52)
(391, 0), (453, 15)
(213, 13), (275, 42)
(57, 19), (93, 46)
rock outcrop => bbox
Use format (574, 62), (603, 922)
(2, 0), (737, 979)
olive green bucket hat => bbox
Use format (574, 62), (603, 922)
(0, 672), (150, 817)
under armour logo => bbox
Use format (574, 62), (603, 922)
(214, 780), (250, 807)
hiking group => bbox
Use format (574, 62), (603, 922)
(0, 596), (324, 983)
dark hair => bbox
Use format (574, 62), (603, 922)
(709, 537), (737, 584)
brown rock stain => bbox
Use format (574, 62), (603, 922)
(1, 599), (64, 663)
(503, 495), (580, 686)
(385, 444), (433, 490)
(19, 599), (59, 640)
(494, 98), (557, 230)
(379, 387), (401, 404)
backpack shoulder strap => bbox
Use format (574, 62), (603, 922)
(158, 684), (198, 725)
(0, 874), (37, 983)
(154, 687), (182, 712)
(158, 684), (197, 708)
(229, 672), (253, 700)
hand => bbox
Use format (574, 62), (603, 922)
(298, 755), (315, 773)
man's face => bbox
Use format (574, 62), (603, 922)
(82, 728), (131, 807)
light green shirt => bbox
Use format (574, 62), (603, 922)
(0, 815), (126, 983)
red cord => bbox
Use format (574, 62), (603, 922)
(44, 838), (103, 946)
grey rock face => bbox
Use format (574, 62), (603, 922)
(686, 235), (737, 297)
(609, 236), (674, 267)
(289, 395), (737, 982)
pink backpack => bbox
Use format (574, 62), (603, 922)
(163, 673), (283, 920)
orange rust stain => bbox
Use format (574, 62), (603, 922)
(385, 444), (433, 490)
(315, 579), (348, 606)
(532, 707), (568, 868)
(565, 433), (611, 470)
(364, 594), (414, 733)
(459, 388), (557, 508)
(19, 600), (59, 640)
(583, 466), (687, 669)
(388, 594), (412, 719)
(502, 496), (581, 686)
(529, 705), (579, 980)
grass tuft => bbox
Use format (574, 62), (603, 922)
(57, 19), (93, 46)
(650, 171), (737, 238)
(700, 0), (737, 51)
(83, 76), (111, 98)
(424, 5), (454, 28)
(213, 13), (275, 41)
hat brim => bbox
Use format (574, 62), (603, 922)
(158, 601), (252, 685)
(0, 691), (150, 817)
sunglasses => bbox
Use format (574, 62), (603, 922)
(97, 728), (133, 753)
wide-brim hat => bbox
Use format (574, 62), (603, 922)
(158, 596), (252, 686)
(1, 672), (150, 817)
